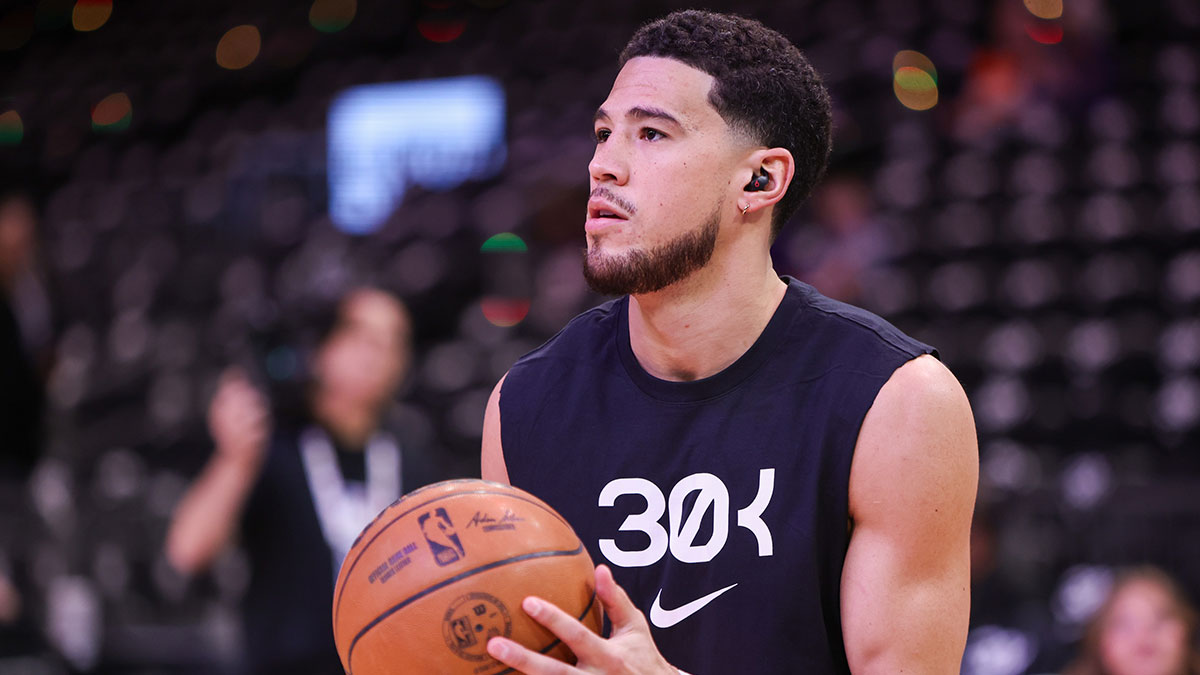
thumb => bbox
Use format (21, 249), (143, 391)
(595, 564), (645, 632)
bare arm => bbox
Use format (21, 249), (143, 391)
(842, 355), (979, 673)
(165, 369), (271, 575)
(481, 373), (509, 483)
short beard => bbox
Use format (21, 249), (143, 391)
(582, 207), (720, 296)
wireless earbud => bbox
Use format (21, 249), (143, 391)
(745, 168), (770, 192)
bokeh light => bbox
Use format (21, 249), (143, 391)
(216, 24), (261, 70)
(309, 0), (355, 33)
(480, 232), (528, 253)
(1026, 21), (1064, 45)
(481, 298), (531, 328)
(1023, 0), (1063, 20)
(893, 50), (938, 111)
(893, 68), (938, 110)
(417, 18), (466, 43)
(91, 93), (131, 132)
(0, 110), (23, 145)
(71, 0), (112, 32)
(480, 233), (531, 328)
(893, 49), (938, 81)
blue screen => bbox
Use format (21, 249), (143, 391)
(327, 76), (507, 234)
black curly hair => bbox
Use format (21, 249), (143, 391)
(620, 10), (833, 240)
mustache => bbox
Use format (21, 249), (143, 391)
(589, 187), (637, 216)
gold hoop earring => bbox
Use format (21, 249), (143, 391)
(741, 204), (749, 216)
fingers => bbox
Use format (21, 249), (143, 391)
(487, 636), (579, 675)
(209, 368), (270, 462)
(522, 596), (606, 660)
(595, 565), (644, 632)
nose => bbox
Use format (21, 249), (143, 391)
(588, 139), (628, 186)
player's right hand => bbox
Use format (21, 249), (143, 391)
(487, 564), (679, 675)
(208, 367), (271, 470)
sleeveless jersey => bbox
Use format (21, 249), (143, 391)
(500, 277), (935, 674)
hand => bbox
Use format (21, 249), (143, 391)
(207, 368), (271, 470)
(486, 565), (678, 675)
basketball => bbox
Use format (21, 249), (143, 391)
(331, 479), (603, 674)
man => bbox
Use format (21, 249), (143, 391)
(481, 10), (977, 674)
(166, 288), (445, 674)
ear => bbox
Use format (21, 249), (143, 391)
(739, 147), (795, 220)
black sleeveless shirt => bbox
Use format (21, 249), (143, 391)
(501, 277), (935, 674)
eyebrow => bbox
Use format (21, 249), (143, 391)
(593, 106), (684, 129)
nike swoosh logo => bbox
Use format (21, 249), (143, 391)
(649, 583), (738, 629)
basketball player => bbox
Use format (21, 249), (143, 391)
(481, 10), (977, 674)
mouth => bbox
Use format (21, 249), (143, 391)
(586, 199), (629, 233)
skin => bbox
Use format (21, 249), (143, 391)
(482, 56), (977, 673)
(1098, 580), (1189, 675)
(165, 289), (411, 575)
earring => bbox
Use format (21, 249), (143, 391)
(741, 204), (749, 216)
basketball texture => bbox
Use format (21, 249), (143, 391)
(332, 479), (602, 675)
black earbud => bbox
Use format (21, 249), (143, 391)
(745, 168), (770, 192)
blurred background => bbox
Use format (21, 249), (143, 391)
(0, 0), (1198, 672)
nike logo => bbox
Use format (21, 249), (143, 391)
(649, 583), (738, 629)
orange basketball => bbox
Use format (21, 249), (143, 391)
(332, 479), (603, 675)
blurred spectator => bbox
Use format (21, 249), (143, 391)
(0, 190), (52, 665)
(0, 191), (51, 479)
(789, 171), (890, 304)
(166, 288), (448, 675)
(953, 0), (1114, 141)
(1064, 567), (1200, 675)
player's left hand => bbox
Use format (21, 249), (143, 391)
(486, 564), (679, 675)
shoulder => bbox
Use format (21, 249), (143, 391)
(850, 354), (978, 522)
(872, 355), (974, 433)
(787, 278), (934, 364)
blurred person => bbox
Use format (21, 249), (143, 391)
(482, 10), (977, 675)
(0, 190), (51, 480)
(1064, 567), (1200, 675)
(166, 288), (446, 675)
(0, 190), (53, 662)
(790, 171), (890, 304)
(953, 0), (1114, 141)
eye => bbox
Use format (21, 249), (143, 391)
(595, 128), (611, 143)
(641, 127), (667, 141)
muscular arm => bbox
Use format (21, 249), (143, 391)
(481, 373), (510, 484)
(842, 355), (978, 673)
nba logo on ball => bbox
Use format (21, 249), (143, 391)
(418, 508), (466, 566)
(442, 592), (513, 662)
(333, 479), (602, 674)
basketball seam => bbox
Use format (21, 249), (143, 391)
(333, 488), (572, 629)
(346, 543), (587, 674)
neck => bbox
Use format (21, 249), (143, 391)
(311, 391), (380, 450)
(627, 241), (786, 382)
